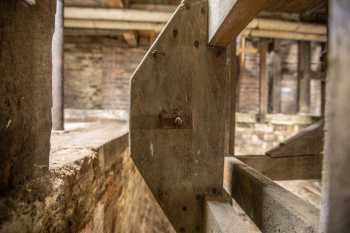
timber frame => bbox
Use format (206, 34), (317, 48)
(127, 0), (345, 232)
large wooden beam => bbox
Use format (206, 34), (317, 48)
(208, 0), (270, 46)
(64, 7), (327, 41)
(224, 158), (319, 233)
(224, 40), (238, 155)
(65, 7), (171, 23)
(271, 41), (282, 113)
(320, 1), (350, 232)
(130, 2), (227, 232)
(236, 155), (322, 180)
(298, 41), (312, 114)
(205, 198), (261, 233)
(258, 40), (269, 121)
(266, 121), (324, 157)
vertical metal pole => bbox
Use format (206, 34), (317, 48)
(320, 1), (350, 232)
(52, 0), (64, 130)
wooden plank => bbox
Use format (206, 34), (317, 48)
(64, 7), (171, 23)
(258, 40), (269, 121)
(130, 2), (227, 232)
(247, 18), (327, 35)
(271, 41), (282, 113)
(205, 199), (261, 233)
(242, 29), (327, 42)
(236, 155), (322, 180)
(224, 158), (320, 233)
(208, 0), (270, 46)
(298, 41), (311, 114)
(64, 19), (164, 32)
(224, 40), (238, 155)
(320, 1), (350, 232)
(266, 121), (324, 157)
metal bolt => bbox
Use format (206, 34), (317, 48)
(174, 117), (183, 127)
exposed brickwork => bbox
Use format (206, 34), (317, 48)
(64, 36), (146, 112)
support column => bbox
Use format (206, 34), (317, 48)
(320, 1), (350, 232)
(272, 41), (282, 113)
(298, 41), (311, 114)
(52, 0), (64, 131)
(225, 40), (238, 155)
(258, 39), (269, 121)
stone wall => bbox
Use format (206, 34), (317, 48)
(0, 0), (55, 193)
(64, 36), (146, 119)
(235, 113), (319, 155)
(0, 124), (175, 233)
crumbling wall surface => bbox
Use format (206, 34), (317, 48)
(235, 113), (319, 155)
(0, 0), (55, 192)
(0, 125), (174, 233)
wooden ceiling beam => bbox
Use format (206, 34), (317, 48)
(209, 0), (326, 46)
(209, 0), (270, 47)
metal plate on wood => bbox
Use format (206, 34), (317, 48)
(130, 0), (226, 232)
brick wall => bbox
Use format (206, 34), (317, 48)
(64, 36), (146, 119)
(238, 39), (323, 115)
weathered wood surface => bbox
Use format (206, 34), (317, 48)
(208, 0), (269, 46)
(298, 41), (311, 114)
(236, 155), (322, 180)
(320, 1), (350, 232)
(130, 1), (227, 232)
(205, 199), (261, 233)
(208, 0), (326, 46)
(258, 40), (268, 121)
(271, 43), (282, 113)
(224, 158), (320, 233)
(266, 121), (324, 157)
(224, 41), (238, 155)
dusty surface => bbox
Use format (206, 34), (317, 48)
(0, 121), (174, 233)
(277, 180), (321, 208)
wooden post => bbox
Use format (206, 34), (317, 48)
(224, 40), (237, 155)
(52, 0), (64, 131)
(298, 41), (311, 114)
(130, 2), (227, 232)
(272, 40), (282, 113)
(258, 39), (269, 121)
(320, 1), (350, 232)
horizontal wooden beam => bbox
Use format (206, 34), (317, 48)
(65, 19), (164, 32)
(242, 29), (327, 42)
(64, 7), (327, 42)
(205, 198), (261, 233)
(267, 121), (324, 157)
(236, 155), (322, 180)
(224, 158), (320, 232)
(65, 7), (171, 23)
(247, 18), (327, 35)
(208, 0), (270, 46)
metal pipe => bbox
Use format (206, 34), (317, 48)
(52, 0), (64, 131)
